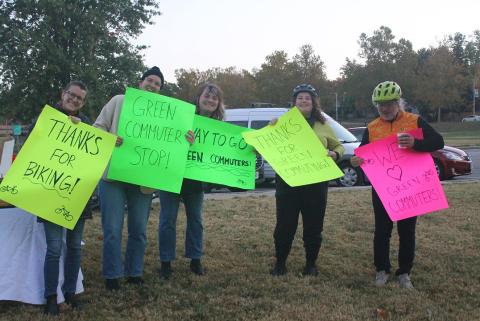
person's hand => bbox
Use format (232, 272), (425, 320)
(327, 151), (337, 160)
(397, 132), (414, 149)
(350, 155), (364, 167)
(68, 115), (81, 124)
(115, 136), (123, 147)
(269, 117), (278, 125)
(185, 130), (195, 145)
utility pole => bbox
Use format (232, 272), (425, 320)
(335, 92), (338, 120)
(473, 76), (477, 115)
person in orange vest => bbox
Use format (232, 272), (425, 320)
(351, 81), (444, 289)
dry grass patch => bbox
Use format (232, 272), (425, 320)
(1, 182), (479, 321)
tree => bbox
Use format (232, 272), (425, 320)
(358, 26), (398, 64)
(173, 67), (257, 108)
(414, 47), (467, 121)
(254, 50), (296, 106)
(174, 68), (204, 103)
(0, 0), (161, 123)
(292, 44), (326, 83)
(339, 26), (419, 118)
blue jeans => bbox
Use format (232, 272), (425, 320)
(43, 219), (85, 298)
(158, 191), (204, 262)
(99, 180), (152, 279)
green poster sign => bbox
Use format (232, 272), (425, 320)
(183, 115), (256, 189)
(107, 87), (195, 193)
(242, 107), (343, 186)
(0, 105), (116, 229)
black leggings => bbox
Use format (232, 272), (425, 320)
(372, 188), (417, 275)
(274, 181), (328, 264)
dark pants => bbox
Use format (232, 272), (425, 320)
(372, 189), (417, 275)
(274, 181), (328, 265)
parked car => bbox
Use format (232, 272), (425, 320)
(431, 146), (472, 180)
(347, 127), (472, 181)
(461, 115), (480, 122)
(348, 127), (367, 141)
(225, 108), (365, 187)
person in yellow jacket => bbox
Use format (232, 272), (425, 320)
(351, 81), (444, 289)
(271, 84), (344, 276)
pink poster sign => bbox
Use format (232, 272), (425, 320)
(355, 128), (448, 221)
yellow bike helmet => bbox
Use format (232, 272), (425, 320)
(372, 81), (402, 104)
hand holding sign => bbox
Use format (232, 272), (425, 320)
(183, 115), (256, 190)
(0, 106), (116, 229)
(355, 128), (448, 221)
(107, 87), (196, 193)
(242, 107), (343, 187)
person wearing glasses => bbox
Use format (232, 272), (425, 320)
(93, 66), (166, 291)
(30, 80), (92, 315)
(350, 81), (444, 289)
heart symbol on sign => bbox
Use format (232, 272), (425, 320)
(386, 165), (403, 181)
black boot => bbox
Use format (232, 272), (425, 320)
(190, 259), (205, 276)
(44, 294), (59, 316)
(64, 292), (82, 310)
(270, 260), (287, 276)
(159, 261), (172, 280)
(105, 278), (120, 291)
(126, 276), (144, 285)
(302, 261), (319, 276)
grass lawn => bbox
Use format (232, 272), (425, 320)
(430, 122), (480, 149)
(343, 121), (479, 148)
(1, 182), (479, 321)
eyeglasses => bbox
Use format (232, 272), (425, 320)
(65, 91), (85, 102)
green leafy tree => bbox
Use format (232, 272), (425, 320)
(0, 0), (160, 123)
(340, 26), (418, 118)
(254, 50), (297, 106)
(414, 47), (467, 121)
(173, 67), (257, 108)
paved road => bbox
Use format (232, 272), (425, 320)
(205, 149), (479, 200)
(460, 148), (480, 180)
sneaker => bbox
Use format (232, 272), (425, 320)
(375, 271), (389, 287)
(159, 262), (173, 280)
(270, 262), (287, 276)
(190, 259), (205, 276)
(302, 264), (319, 277)
(105, 278), (120, 291)
(126, 276), (144, 285)
(64, 292), (82, 310)
(44, 295), (59, 315)
(398, 273), (414, 289)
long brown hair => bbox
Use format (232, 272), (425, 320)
(292, 91), (325, 124)
(195, 83), (225, 120)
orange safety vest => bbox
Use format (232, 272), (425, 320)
(368, 111), (419, 142)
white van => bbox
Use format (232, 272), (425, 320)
(224, 107), (365, 187)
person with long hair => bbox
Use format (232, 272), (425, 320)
(158, 83), (225, 280)
(271, 84), (344, 277)
(351, 81), (444, 289)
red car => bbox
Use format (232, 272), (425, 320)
(348, 127), (472, 181)
(431, 146), (472, 180)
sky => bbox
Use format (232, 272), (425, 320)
(137, 0), (480, 83)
